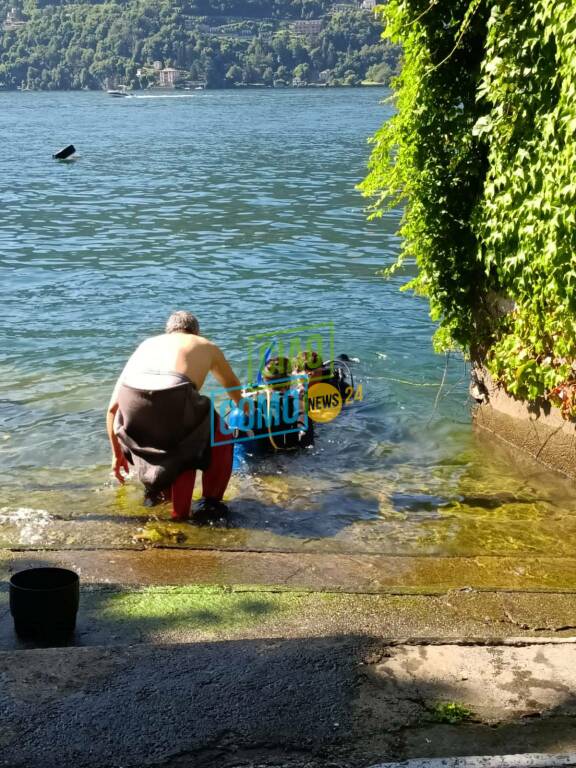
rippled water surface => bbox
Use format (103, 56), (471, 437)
(2, 89), (576, 555)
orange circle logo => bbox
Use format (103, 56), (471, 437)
(307, 383), (342, 423)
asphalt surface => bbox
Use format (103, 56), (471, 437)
(3, 640), (576, 768)
(1, 637), (372, 768)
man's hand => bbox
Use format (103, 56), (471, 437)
(107, 399), (129, 483)
(112, 452), (130, 484)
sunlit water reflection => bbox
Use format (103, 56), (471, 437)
(2, 89), (576, 554)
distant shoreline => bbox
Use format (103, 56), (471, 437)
(0, 83), (390, 94)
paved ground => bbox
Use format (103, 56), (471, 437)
(3, 547), (576, 766)
(2, 640), (576, 768)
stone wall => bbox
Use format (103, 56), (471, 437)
(471, 366), (576, 480)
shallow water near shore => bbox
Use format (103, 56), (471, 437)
(2, 89), (576, 556)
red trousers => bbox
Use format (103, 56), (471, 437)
(171, 415), (233, 521)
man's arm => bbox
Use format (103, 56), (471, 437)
(211, 346), (243, 405)
(106, 365), (130, 483)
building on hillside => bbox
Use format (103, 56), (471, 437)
(290, 19), (324, 37)
(135, 65), (157, 80)
(361, 0), (377, 9)
(213, 26), (254, 37)
(3, 7), (26, 31)
(330, 3), (356, 12)
(159, 68), (181, 88)
(153, 61), (163, 71)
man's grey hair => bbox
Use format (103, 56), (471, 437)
(165, 311), (200, 335)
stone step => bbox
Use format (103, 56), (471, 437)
(4, 548), (576, 593)
(3, 580), (576, 651)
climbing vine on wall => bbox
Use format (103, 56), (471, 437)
(362, 0), (576, 412)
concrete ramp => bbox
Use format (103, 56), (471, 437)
(372, 755), (576, 768)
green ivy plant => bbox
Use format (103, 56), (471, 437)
(361, 0), (576, 415)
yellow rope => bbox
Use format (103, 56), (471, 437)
(265, 389), (281, 451)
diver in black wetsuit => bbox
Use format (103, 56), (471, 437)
(292, 351), (354, 400)
(232, 356), (313, 457)
(230, 353), (354, 458)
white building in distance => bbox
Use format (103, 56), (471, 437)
(290, 19), (324, 36)
(3, 7), (26, 31)
(159, 68), (180, 87)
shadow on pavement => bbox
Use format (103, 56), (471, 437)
(2, 563), (576, 767)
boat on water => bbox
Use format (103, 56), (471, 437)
(107, 89), (130, 98)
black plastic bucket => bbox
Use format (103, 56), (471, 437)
(9, 567), (80, 641)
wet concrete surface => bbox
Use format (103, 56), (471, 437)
(2, 583), (576, 651)
(473, 366), (576, 481)
(5, 548), (576, 594)
(2, 640), (576, 768)
(3, 546), (576, 765)
(6, 455), (576, 559)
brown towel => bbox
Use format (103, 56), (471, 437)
(115, 379), (212, 493)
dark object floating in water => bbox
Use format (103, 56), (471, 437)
(9, 567), (79, 644)
(53, 144), (76, 160)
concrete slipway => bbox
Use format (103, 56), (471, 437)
(2, 547), (576, 767)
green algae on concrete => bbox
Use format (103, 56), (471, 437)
(9, 434), (576, 560)
(68, 584), (346, 646)
(74, 586), (576, 645)
(426, 701), (474, 724)
(6, 443), (576, 557)
(92, 585), (294, 637)
(4, 581), (576, 650)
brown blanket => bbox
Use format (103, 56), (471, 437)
(115, 376), (212, 493)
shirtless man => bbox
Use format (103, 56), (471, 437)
(107, 310), (242, 521)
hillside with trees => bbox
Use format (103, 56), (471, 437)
(0, 0), (400, 90)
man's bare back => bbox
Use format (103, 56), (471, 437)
(123, 333), (236, 393)
(107, 311), (242, 484)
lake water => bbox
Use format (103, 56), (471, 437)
(2, 88), (576, 555)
